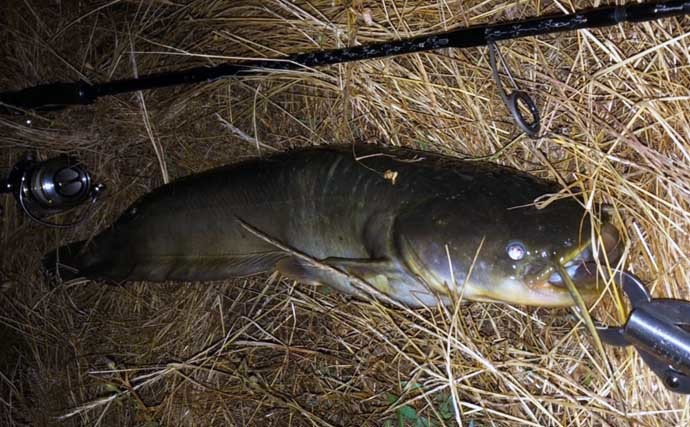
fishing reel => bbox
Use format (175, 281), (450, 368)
(1, 154), (104, 227)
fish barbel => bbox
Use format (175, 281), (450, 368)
(44, 145), (619, 307)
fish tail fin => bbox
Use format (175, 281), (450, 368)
(43, 240), (90, 281)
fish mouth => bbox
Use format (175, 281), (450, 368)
(546, 244), (595, 287)
(540, 223), (620, 292)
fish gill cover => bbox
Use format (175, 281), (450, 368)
(1, 0), (689, 426)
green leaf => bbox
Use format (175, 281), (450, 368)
(398, 404), (418, 420)
(439, 394), (453, 419)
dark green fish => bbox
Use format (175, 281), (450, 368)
(44, 145), (619, 307)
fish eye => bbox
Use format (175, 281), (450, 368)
(506, 241), (527, 261)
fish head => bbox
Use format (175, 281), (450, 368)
(395, 197), (621, 307)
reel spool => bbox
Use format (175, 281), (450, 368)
(1, 154), (104, 227)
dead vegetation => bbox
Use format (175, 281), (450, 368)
(2, 0), (690, 426)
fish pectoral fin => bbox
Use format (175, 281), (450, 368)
(276, 257), (443, 307)
(323, 257), (390, 275)
(322, 257), (403, 293)
(275, 257), (398, 297)
(276, 257), (366, 296)
(276, 258), (326, 286)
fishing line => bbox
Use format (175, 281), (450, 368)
(1, 0), (689, 136)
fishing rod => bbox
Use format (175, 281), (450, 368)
(1, 0), (689, 136)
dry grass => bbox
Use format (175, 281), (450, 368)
(2, 0), (690, 426)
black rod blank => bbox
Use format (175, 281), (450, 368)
(1, 0), (689, 113)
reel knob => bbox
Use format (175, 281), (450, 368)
(54, 165), (89, 198)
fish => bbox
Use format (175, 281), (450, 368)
(43, 144), (620, 308)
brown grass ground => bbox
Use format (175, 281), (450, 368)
(2, 1), (690, 426)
